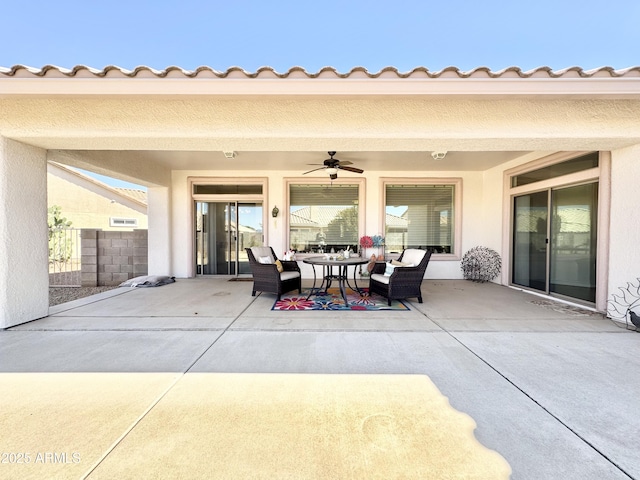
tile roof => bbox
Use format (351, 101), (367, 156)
(2, 65), (640, 79)
(290, 206), (343, 228)
(115, 188), (147, 205)
(48, 162), (148, 210)
(515, 208), (592, 233)
(386, 212), (408, 228)
(291, 206), (408, 229)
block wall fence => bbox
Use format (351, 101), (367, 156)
(80, 229), (148, 286)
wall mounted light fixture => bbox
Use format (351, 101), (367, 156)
(223, 151), (237, 159)
(431, 151), (448, 160)
(272, 206), (279, 218)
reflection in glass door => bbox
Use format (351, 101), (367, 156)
(512, 183), (598, 303)
(549, 183), (598, 303)
(513, 191), (549, 291)
(196, 202), (263, 275)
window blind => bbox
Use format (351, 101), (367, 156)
(385, 184), (454, 250)
(290, 184), (359, 206)
(386, 184), (454, 206)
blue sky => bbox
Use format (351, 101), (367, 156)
(3, 0), (639, 189)
(73, 168), (147, 190)
(2, 0), (638, 72)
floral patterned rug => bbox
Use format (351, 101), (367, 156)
(272, 288), (410, 311)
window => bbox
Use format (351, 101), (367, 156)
(193, 184), (263, 195)
(289, 183), (360, 253)
(384, 182), (457, 255)
(110, 217), (138, 228)
(511, 152), (598, 187)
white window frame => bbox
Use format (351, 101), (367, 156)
(380, 177), (462, 260)
(285, 177), (366, 257)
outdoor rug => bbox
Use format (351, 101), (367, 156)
(272, 288), (410, 311)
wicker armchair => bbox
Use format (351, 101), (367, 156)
(246, 247), (301, 300)
(369, 249), (432, 306)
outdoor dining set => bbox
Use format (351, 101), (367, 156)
(246, 246), (432, 307)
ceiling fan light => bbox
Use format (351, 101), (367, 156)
(326, 167), (338, 175)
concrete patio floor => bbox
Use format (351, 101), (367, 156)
(1, 278), (639, 479)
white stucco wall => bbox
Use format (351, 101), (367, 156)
(147, 186), (171, 276)
(3, 96), (640, 154)
(0, 137), (49, 328)
(607, 144), (640, 313)
(169, 168), (495, 280)
(171, 170), (194, 277)
(481, 167), (508, 254)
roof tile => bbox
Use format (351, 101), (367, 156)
(2, 65), (639, 79)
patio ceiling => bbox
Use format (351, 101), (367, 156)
(43, 150), (532, 188)
(68, 150), (530, 172)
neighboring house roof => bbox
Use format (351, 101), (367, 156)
(558, 208), (592, 233)
(515, 208), (592, 233)
(386, 212), (408, 228)
(290, 210), (320, 227)
(290, 206), (347, 228)
(115, 187), (148, 205)
(224, 221), (257, 233)
(291, 206), (408, 229)
(48, 162), (147, 213)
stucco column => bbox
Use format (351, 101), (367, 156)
(0, 137), (49, 328)
(147, 186), (172, 276)
(607, 143), (640, 315)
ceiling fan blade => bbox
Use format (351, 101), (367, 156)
(304, 152), (361, 175)
(338, 165), (364, 174)
(302, 166), (326, 175)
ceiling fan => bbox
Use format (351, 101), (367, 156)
(303, 151), (364, 180)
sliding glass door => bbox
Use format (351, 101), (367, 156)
(513, 191), (548, 291)
(512, 182), (598, 303)
(196, 202), (263, 275)
(549, 183), (598, 302)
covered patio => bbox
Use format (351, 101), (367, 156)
(2, 279), (638, 479)
(3, 65), (640, 330)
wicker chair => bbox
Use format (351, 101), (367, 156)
(369, 249), (432, 306)
(245, 247), (302, 300)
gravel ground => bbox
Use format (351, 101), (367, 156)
(49, 287), (118, 307)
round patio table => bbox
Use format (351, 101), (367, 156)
(303, 256), (369, 305)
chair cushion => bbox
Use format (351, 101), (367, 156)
(280, 271), (301, 281)
(391, 260), (413, 267)
(402, 249), (426, 267)
(384, 262), (397, 276)
(384, 259), (415, 276)
(371, 273), (390, 285)
(251, 246), (275, 264)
